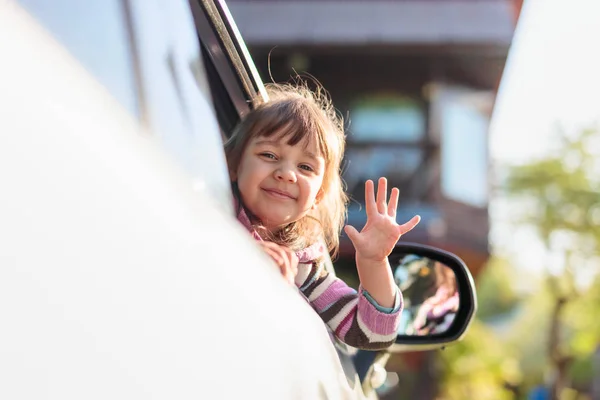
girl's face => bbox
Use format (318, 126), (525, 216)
(235, 133), (325, 231)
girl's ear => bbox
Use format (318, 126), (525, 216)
(314, 189), (324, 206)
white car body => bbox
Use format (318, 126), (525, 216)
(0, 3), (361, 399)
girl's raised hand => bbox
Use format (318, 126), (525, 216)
(344, 178), (420, 262)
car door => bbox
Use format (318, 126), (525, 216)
(0, 1), (359, 399)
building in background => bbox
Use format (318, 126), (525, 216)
(229, 0), (522, 280)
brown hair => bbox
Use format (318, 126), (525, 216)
(224, 82), (348, 257)
(434, 262), (457, 297)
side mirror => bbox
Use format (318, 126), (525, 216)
(340, 243), (478, 395)
(389, 242), (477, 352)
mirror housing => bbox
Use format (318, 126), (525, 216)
(389, 242), (477, 353)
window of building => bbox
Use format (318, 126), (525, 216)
(350, 97), (426, 143)
(436, 85), (490, 208)
(344, 95), (429, 203)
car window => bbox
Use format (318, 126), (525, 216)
(18, 0), (140, 118)
(18, 0), (232, 212)
(127, 0), (232, 210)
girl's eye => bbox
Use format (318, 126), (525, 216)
(299, 164), (314, 172)
(259, 152), (277, 160)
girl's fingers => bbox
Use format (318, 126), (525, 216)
(399, 215), (421, 235)
(260, 242), (298, 284)
(260, 242), (282, 263)
(388, 187), (399, 217)
(271, 251), (284, 266)
(376, 177), (387, 214)
(288, 251), (298, 270)
(344, 225), (361, 248)
(286, 273), (295, 285)
(284, 249), (299, 274)
(277, 246), (298, 285)
(281, 264), (295, 285)
(364, 180), (376, 217)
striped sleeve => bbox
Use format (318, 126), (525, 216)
(294, 260), (403, 350)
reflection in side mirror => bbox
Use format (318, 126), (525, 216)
(393, 255), (459, 336)
(387, 243), (477, 351)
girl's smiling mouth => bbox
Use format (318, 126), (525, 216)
(262, 188), (296, 200)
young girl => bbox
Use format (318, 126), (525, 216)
(225, 83), (420, 350)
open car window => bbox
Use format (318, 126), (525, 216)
(188, 0), (266, 139)
(189, 1), (337, 275)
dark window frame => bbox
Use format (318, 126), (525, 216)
(188, 0), (267, 138)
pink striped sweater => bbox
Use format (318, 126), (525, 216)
(237, 207), (403, 350)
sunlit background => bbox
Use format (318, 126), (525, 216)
(7, 0), (600, 398)
(228, 0), (600, 398)
(490, 0), (600, 277)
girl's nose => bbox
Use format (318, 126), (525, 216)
(275, 166), (297, 183)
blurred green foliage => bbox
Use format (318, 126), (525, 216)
(475, 257), (523, 322)
(436, 126), (600, 399)
(438, 319), (522, 400)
